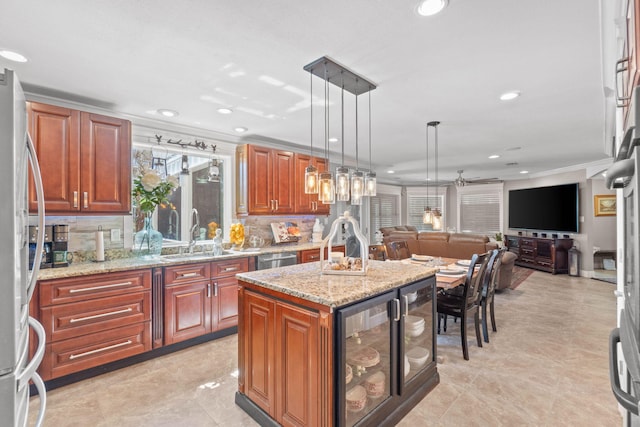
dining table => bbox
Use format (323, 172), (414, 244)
(401, 256), (470, 290)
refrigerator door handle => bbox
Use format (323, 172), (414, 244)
(17, 317), (46, 389)
(26, 132), (45, 302)
(609, 327), (640, 415)
(30, 371), (47, 427)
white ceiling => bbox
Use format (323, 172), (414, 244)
(0, 0), (610, 185)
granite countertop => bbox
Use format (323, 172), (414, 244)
(37, 241), (334, 281)
(237, 260), (437, 309)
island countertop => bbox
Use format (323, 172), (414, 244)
(236, 259), (437, 309)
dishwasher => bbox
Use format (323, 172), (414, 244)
(256, 251), (298, 270)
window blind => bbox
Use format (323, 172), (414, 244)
(408, 195), (443, 231)
(370, 193), (400, 233)
(459, 191), (501, 235)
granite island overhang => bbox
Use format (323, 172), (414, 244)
(235, 260), (440, 427)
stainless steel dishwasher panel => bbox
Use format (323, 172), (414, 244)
(256, 251), (298, 270)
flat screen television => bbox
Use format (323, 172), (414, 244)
(508, 183), (579, 233)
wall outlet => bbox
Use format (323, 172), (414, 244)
(111, 228), (121, 242)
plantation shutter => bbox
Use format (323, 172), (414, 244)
(370, 193), (400, 234)
(458, 189), (502, 235)
(408, 195), (443, 231)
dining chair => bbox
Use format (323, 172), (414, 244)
(386, 241), (411, 260)
(368, 244), (387, 261)
(436, 251), (490, 360)
(480, 248), (504, 343)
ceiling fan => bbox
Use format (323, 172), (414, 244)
(453, 170), (501, 187)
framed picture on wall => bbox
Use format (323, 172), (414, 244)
(594, 194), (616, 216)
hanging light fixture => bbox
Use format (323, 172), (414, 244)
(180, 154), (190, 175)
(423, 122), (433, 225)
(351, 79), (364, 206)
(364, 87), (377, 196)
(207, 158), (220, 183)
(429, 121), (443, 231)
(304, 68), (318, 194)
(336, 71), (350, 201)
(303, 56), (377, 205)
(318, 61), (335, 204)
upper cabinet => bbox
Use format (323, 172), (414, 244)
(293, 153), (330, 215)
(28, 102), (131, 214)
(236, 144), (332, 216)
(617, 0), (640, 125)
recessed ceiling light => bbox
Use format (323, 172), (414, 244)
(0, 50), (28, 63)
(488, 154), (500, 159)
(234, 127), (248, 133)
(416, 0), (448, 16)
(387, 170), (395, 174)
(157, 109), (178, 117)
(217, 108), (233, 114)
(500, 91), (521, 101)
(520, 170), (529, 174)
(329, 137), (339, 143)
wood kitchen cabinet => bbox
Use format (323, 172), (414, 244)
(618, 0), (640, 125)
(164, 258), (251, 345)
(35, 269), (152, 380)
(240, 288), (321, 425)
(299, 245), (346, 264)
(294, 153), (330, 215)
(27, 101), (131, 214)
(236, 144), (295, 215)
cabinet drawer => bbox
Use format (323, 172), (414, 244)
(300, 249), (321, 263)
(212, 258), (249, 277)
(164, 262), (211, 285)
(40, 270), (151, 306)
(520, 238), (535, 247)
(41, 322), (151, 380)
(40, 291), (151, 343)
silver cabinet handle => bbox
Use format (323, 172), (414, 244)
(214, 282), (218, 297)
(83, 191), (88, 208)
(270, 200), (275, 211)
(73, 191), (78, 208)
(404, 295), (409, 317)
(275, 199), (279, 211)
(223, 266), (239, 272)
(394, 298), (401, 322)
(69, 281), (133, 293)
(69, 340), (133, 360)
(615, 57), (631, 107)
(207, 283), (211, 298)
(180, 272), (198, 278)
(69, 307), (133, 323)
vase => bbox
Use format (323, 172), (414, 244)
(133, 213), (163, 257)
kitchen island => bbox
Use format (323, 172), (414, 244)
(235, 260), (439, 427)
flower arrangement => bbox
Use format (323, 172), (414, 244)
(132, 170), (179, 214)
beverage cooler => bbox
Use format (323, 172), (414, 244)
(335, 276), (437, 426)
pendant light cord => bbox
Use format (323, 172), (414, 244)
(368, 88), (372, 172)
(355, 78), (359, 170)
(309, 68), (313, 163)
(324, 62), (329, 164)
(426, 123), (430, 206)
(341, 71), (345, 166)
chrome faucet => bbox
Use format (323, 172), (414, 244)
(188, 208), (200, 254)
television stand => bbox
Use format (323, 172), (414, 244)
(506, 235), (573, 274)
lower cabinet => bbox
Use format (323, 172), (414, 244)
(299, 245), (346, 264)
(164, 258), (250, 345)
(237, 276), (438, 427)
(506, 235), (573, 274)
(36, 269), (152, 381)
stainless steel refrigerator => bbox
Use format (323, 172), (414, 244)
(0, 68), (47, 426)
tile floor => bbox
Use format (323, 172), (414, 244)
(30, 271), (622, 426)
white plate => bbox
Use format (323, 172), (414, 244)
(456, 259), (471, 267)
(437, 268), (466, 276)
(411, 254), (434, 262)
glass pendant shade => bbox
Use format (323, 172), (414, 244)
(336, 166), (350, 201)
(351, 170), (365, 205)
(207, 159), (220, 183)
(364, 171), (377, 196)
(423, 208), (433, 225)
(319, 172), (336, 204)
(432, 209), (442, 230)
(304, 164), (318, 194)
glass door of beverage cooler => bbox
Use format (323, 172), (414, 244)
(399, 277), (436, 393)
(337, 291), (397, 427)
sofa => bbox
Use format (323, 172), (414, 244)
(380, 226), (517, 290)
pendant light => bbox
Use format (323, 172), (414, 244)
(304, 68), (318, 194)
(423, 122), (433, 225)
(351, 80), (364, 206)
(318, 61), (335, 204)
(207, 158), (220, 183)
(429, 121), (442, 231)
(336, 71), (350, 201)
(180, 154), (190, 175)
(364, 88), (377, 196)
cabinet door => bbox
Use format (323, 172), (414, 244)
(275, 301), (320, 427)
(300, 248), (321, 264)
(272, 149), (295, 214)
(212, 276), (239, 331)
(80, 112), (131, 213)
(27, 102), (81, 212)
(164, 281), (211, 345)
(247, 145), (273, 214)
(243, 290), (277, 416)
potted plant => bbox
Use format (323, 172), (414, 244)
(494, 232), (504, 248)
